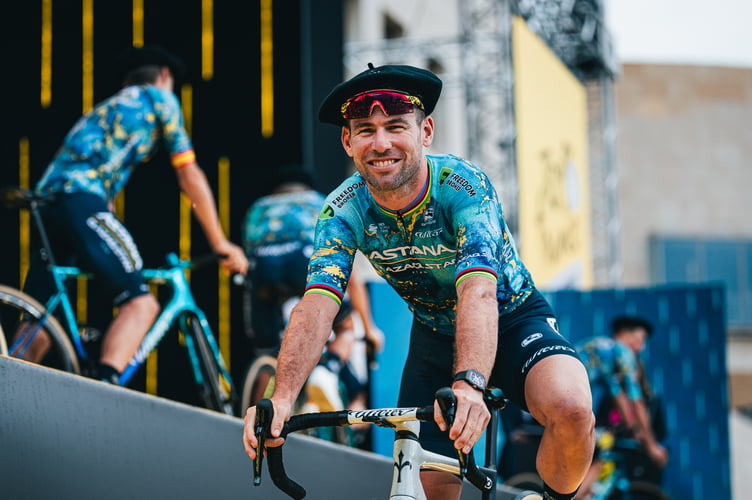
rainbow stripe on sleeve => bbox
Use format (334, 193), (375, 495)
(303, 284), (343, 305)
(455, 267), (498, 287)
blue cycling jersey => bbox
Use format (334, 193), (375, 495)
(241, 190), (326, 253)
(36, 85), (194, 201)
(576, 336), (643, 406)
(305, 153), (535, 335)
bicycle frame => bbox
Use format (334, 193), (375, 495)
(17, 252), (231, 392)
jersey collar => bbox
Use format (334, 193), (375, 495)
(375, 160), (432, 219)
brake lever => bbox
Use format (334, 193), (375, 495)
(253, 398), (274, 486)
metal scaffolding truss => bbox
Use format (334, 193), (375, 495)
(343, 0), (621, 284)
(512, 0), (618, 80)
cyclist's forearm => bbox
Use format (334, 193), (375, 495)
(453, 275), (498, 378)
(273, 294), (340, 405)
(176, 163), (228, 250)
(634, 399), (658, 444)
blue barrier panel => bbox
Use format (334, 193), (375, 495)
(545, 284), (730, 500)
(369, 282), (730, 499)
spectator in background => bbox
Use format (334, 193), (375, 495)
(576, 315), (669, 496)
(241, 165), (384, 413)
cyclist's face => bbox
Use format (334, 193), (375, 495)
(622, 328), (648, 353)
(341, 106), (434, 199)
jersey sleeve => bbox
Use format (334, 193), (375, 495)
(445, 167), (502, 287)
(148, 88), (195, 168)
(612, 343), (643, 401)
(304, 206), (357, 306)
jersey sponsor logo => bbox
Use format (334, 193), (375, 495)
(547, 317), (560, 335)
(521, 332), (543, 347)
(369, 243), (455, 272)
(521, 344), (576, 374)
(320, 204), (335, 219)
(439, 167), (453, 184)
(332, 180), (366, 208)
(420, 205), (436, 226)
(366, 222), (390, 237)
(415, 228), (443, 238)
(369, 243), (453, 260)
(255, 241), (302, 257)
(444, 173), (477, 197)
(388, 259), (455, 272)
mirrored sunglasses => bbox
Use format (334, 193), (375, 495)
(340, 91), (424, 120)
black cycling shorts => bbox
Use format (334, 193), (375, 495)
(397, 288), (581, 459)
(247, 243), (351, 352)
(23, 192), (149, 307)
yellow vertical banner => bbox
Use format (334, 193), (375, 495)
(40, 0), (52, 108)
(217, 157), (230, 366)
(260, 0), (274, 137)
(133, 0), (144, 47)
(18, 139), (31, 285)
(82, 0), (94, 113)
(202, 0), (214, 80)
(512, 16), (593, 289)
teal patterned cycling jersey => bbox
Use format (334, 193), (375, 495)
(305, 154), (535, 335)
(576, 336), (643, 403)
(241, 190), (326, 253)
(35, 85), (195, 201)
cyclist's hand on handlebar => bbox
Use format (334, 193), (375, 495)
(435, 383), (490, 454)
(213, 240), (249, 276)
(242, 398), (293, 460)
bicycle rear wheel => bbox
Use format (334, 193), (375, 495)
(0, 285), (79, 373)
(184, 314), (235, 415)
(503, 472), (544, 493)
(240, 354), (278, 413)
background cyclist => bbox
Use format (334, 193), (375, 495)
(576, 315), (669, 496)
(241, 164), (383, 415)
(243, 63), (594, 500)
(21, 44), (247, 384)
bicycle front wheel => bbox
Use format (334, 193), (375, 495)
(185, 314), (235, 415)
(240, 354), (278, 413)
(0, 285), (79, 373)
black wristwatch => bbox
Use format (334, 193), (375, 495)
(454, 369), (487, 392)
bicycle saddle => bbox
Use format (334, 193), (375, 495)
(0, 186), (56, 210)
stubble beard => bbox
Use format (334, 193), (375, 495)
(361, 156), (422, 201)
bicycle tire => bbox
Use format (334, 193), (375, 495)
(185, 314), (234, 415)
(608, 480), (669, 500)
(240, 354), (278, 413)
(0, 321), (7, 355)
(503, 472), (544, 493)
(0, 285), (79, 373)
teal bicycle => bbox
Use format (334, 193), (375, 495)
(0, 186), (237, 415)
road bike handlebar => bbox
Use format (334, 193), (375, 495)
(253, 387), (506, 499)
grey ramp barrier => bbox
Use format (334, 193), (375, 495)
(0, 356), (523, 499)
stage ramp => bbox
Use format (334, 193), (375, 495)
(0, 356), (521, 500)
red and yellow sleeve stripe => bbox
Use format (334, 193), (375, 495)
(171, 149), (196, 169)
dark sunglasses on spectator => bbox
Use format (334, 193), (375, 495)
(340, 90), (424, 120)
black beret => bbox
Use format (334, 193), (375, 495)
(318, 63), (443, 126)
(116, 44), (186, 81)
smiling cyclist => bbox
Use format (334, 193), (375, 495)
(243, 63), (594, 500)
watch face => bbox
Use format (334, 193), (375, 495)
(466, 370), (485, 388)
